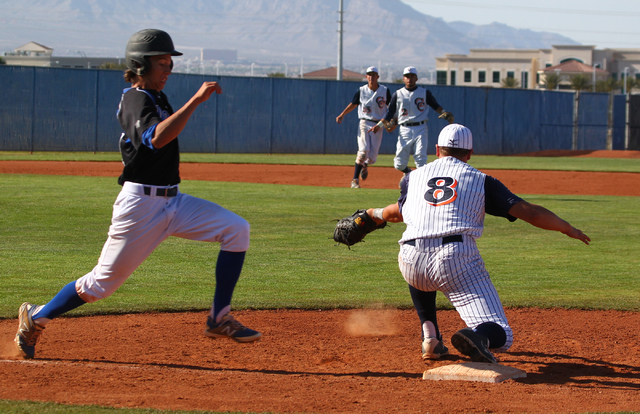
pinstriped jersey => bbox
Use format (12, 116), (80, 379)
(398, 157), (522, 242)
(356, 84), (389, 121)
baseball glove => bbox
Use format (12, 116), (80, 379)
(333, 209), (387, 247)
(385, 118), (398, 133)
(438, 111), (455, 124)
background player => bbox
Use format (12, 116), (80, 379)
(336, 66), (391, 189)
(364, 123), (590, 363)
(370, 66), (453, 179)
(14, 29), (260, 360)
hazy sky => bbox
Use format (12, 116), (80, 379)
(400, 0), (639, 49)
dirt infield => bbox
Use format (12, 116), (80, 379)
(1, 156), (639, 413)
(1, 158), (640, 196)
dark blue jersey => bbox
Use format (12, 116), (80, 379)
(117, 88), (180, 186)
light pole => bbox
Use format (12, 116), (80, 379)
(337, 0), (344, 81)
(623, 67), (629, 95)
(77, 51), (89, 68)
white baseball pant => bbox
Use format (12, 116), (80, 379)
(394, 124), (428, 170)
(398, 236), (513, 352)
(356, 119), (383, 165)
(75, 182), (250, 303)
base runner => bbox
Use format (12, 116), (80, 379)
(14, 29), (261, 360)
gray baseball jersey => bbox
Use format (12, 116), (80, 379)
(356, 84), (390, 121)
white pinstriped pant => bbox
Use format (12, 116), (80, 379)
(398, 236), (513, 352)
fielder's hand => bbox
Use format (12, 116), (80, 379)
(385, 118), (398, 133)
(438, 111), (454, 124)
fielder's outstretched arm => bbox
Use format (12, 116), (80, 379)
(367, 203), (403, 224)
(508, 201), (591, 245)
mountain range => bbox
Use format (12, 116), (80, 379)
(1, 0), (579, 70)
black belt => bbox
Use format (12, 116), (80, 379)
(143, 186), (178, 197)
(405, 235), (463, 246)
(365, 119), (381, 123)
(401, 120), (426, 127)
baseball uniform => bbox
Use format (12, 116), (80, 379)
(386, 85), (441, 171)
(353, 81), (391, 167)
(398, 155), (522, 353)
(14, 29), (260, 360)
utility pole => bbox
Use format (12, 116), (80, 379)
(337, 0), (344, 81)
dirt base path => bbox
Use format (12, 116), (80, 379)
(1, 159), (639, 196)
(1, 309), (639, 413)
(1, 157), (639, 413)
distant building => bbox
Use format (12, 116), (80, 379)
(201, 49), (237, 62)
(303, 66), (365, 81)
(435, 45), (640, 89)
(3, 41), (121, 69)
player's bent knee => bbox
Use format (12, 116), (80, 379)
(76, 272), (127, 303)
(221, 216), (250, 252)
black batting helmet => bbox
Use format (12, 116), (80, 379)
(125, 29), (183, 75)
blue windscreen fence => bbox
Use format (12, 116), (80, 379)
(0, 65), (631, 154)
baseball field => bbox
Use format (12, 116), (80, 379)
(0, 151), (639, 414)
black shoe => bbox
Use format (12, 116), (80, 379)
(204, 314), (261, 343)
(451, 328), (496, 363)
(360, 164), (368, 180)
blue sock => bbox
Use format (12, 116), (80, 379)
(212, 250), (246, 321)
(33, 281), (86, 320)
(408, 284), (440, 340)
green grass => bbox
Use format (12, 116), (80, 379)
(0, 400), (270, 414)
(1, 174), (638, 319)
(1, 173), (639, 414)
(1, 151), (639, 172)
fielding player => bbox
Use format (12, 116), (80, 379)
(336, 66), (391, 188)
(370, 66), (453, 180)
(364, 124), (590, 363)
(14, 29), (261, 360)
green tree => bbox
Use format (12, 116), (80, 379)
(0, 57), (5, 65)
(569, 74), (591, 91)
(500, 77), (520, 88)
(623, 76), (640, 93)
(543, 73), (561, 90)
(267, 72), (285, 78)
(100, 62), (128, 70)
(595, 77), (620, 93)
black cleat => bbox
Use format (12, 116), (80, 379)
(451, 328), (496, 363)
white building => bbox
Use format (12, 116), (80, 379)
(3, 42), (121, 69)
(435, 45), (640, 89)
